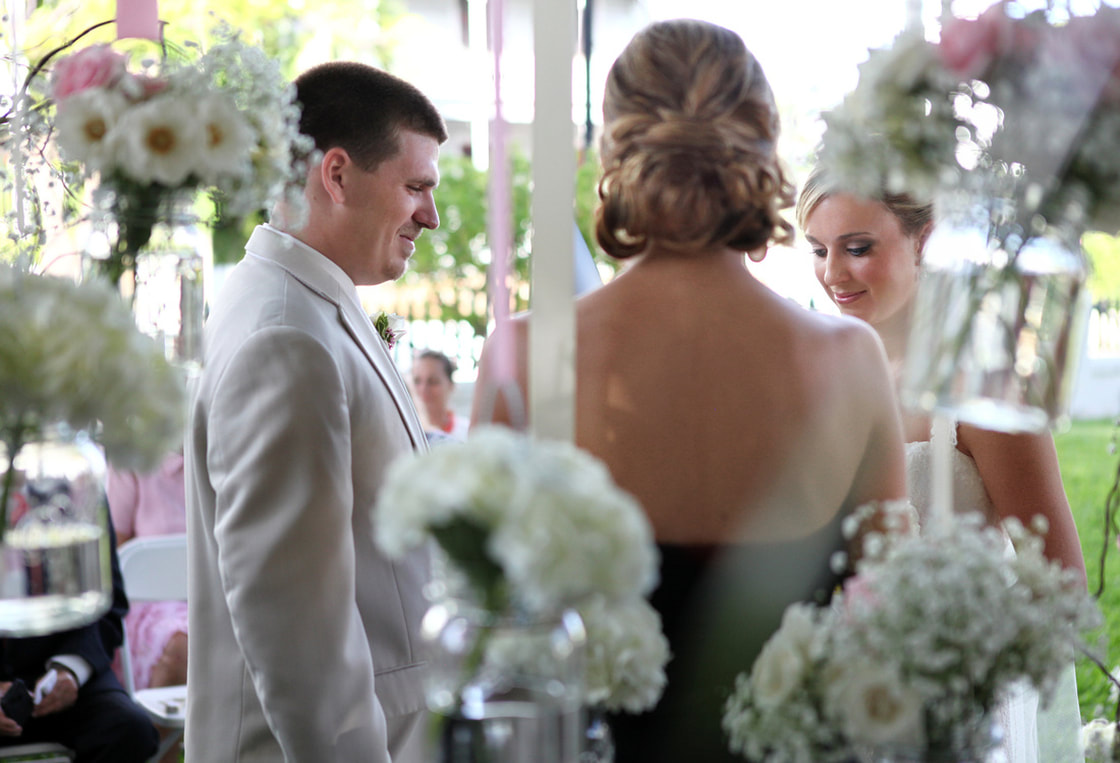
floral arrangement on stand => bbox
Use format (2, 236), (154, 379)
(41, 26), (313, 285)
(818, 1), (1120, 236)
(817, 1), (1120, 432)
(722, 510), (1101, 761)
(375, 425), (670, 718)
(0, 264), (185, 538)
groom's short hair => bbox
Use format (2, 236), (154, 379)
(293, 61), (448, 172)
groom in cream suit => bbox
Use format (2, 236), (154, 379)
(184, 62), (446, 762)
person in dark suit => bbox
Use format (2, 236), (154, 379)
(0, 518), (159, 762)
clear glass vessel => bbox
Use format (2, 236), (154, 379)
(900, 195), (1089, 433)
(422, 598), (587, 763)
(0, 424), (111, 636)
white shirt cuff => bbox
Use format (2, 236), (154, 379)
(47, 655), (91, 687)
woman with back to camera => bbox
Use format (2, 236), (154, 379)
(471, 19), (908, 761)
(797, 165), (1087, 761)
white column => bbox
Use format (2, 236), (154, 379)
(529, 0), (577, 441)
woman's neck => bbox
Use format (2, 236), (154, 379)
(872, 307), (912, 368)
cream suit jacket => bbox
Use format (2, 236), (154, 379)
(184, 225), (431, 762)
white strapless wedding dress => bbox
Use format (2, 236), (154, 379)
(906, 433), (1085, 763)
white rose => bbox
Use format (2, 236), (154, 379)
(749, 633), (805, 709)
(776, 603), (819, 657)
(1082, 718), (1118, 763)
(829, 662), (925, 747)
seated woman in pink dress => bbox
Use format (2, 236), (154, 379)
(107, 452), (188, 690)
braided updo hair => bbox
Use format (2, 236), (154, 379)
(596, 19), (795, 259)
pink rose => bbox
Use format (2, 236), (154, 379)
(51, 45), (128, 101)
(139, 76), (168, 97)
(938, 3), (1038, 78)
(840, 574), (881, 619)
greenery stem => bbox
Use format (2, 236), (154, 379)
(1095, 431), (1120, 598)
(0, 19), (115, 127)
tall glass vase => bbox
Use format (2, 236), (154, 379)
(0, 424), (112, 636)
(422, 598), (586, 763)
(900, 196), (1090, 433)
(84, 186), (205, 375)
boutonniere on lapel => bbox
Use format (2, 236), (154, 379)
(372, 312), (407, 349)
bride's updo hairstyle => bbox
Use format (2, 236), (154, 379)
(596, 19), (795, 259)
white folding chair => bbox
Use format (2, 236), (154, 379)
(116, 534), (188, 762)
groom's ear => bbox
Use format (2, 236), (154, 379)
(318, 146), (351, 205)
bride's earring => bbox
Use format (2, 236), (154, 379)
(747, 248), (767, 263)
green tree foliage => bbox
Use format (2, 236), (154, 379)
(400, 150), (610, 337)
(22, 0), (402, 76)
(1084, 232), (1120, 304)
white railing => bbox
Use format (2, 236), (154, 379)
(1088, 303), (1120, 358)
(389, 318), (485, 382)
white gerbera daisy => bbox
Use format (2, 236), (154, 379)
(196, 93), (254, 183)
(113, 97), (205, 186)
(54, 88), (128, 171)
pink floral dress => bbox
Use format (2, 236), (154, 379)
(108, 452), (188, 691)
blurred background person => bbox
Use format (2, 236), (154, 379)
(107, 452), (188, 693)
(411, 349), (469, 441)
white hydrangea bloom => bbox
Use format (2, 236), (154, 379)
(0, 267), (185, 472)
(374, 426), (667, 716)
(578, 594), (669, 713)
(375, 425), (657, 611)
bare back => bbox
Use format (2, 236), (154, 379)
(471, 249), (906, 545)
(571, 250), (904, 544)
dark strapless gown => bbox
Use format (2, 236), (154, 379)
(609, 513), (850, 762)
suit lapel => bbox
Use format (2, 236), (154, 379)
(244, 227), (429, 452)
(334, 298), (429, 452)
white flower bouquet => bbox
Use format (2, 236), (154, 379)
(723, 512), (1102, 761)
(375, 425), (669, 712)
(42, 26), (313, 284)
(818, 2), (1120, 236)
(0, 265), (186, 535)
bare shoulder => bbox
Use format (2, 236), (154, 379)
(955, 422), (1055, 462)
(797, 307), (887, 359)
